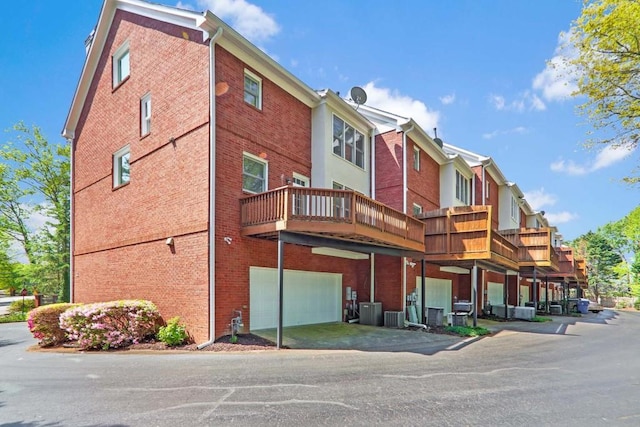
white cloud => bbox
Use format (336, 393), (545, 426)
(489, 91), (545, 112)
(523, 188), (557, 210)
(551, 143), (636, 175)
(545, 211), (578, 224)
(439, 93), (456, 105)
(186, 0), (280, 43)
(362, 82), (440, 132)
(482, 126), (527, 140)
(532, 30), (579, 102)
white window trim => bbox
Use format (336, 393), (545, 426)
(242, 152), (268, 194)
(113, 145), (130, 188)
(244, 69), (262, 110)
(332, 114), (366, 169)
(292, 172), (310, 187)
(112, 41), (130, 88)
(413, 146), (420, 171)
(511, 196), (520, 223)
(455, 170), (470, 204)
(412, 203), (422, 216)
(141, 93), (151, 136)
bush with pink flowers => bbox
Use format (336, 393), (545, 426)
(59, 300), (161, 350)
(27, 303), (82, 347)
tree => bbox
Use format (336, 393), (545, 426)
(0, 123), (70, 300)
(569, 0), (640, 184)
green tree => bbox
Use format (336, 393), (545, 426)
(0, 123), (70, 300)
(569, 0), (640, 184)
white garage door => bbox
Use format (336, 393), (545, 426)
(416, 277), (452, 316)
(519, 285), (530, 306)
(250, 267), (342, 330)
(487, 282), (504, 306)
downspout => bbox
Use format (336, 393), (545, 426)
(481, 163), (486, 205)
(401, 124), (414, 314)
(66, 135), (74, 303)
(370, 132), (376, 303)
(198, 26), (223, 349)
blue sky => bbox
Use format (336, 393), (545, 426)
(1, 0), (638, 242)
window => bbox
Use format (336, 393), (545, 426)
(413, 147), (420, 171)
(244, 69), (262, 109)
(292, 173), (310, 216)
(112, 41), (130, 87)
(412, 203), (422, 216)
(141, 93), (151, 136)
(332, 181), (352, 219)
(332, 115), (365, 168)
(113, 145), (130, 187)
(242, 153), (267, 193)
(511, 196), (520, 222)
(455, 170), (470, 204)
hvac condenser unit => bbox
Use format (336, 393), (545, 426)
(384, 311), (404, 328)
(360, 302), (383, 326)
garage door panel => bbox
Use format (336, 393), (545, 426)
(519, 285), (529, 306)
(488, 282), (504, 306)
(250, 267), (342, 330)
(416, 277), (452, 316)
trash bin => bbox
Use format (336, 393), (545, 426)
(577, 298), (590, 314)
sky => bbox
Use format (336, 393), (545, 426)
(1, 0), (638, 243)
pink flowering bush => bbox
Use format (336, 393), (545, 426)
(59, 300), (161, 350)
(27, 303), (82, 347)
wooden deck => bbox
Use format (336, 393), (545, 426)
(418, 206), (519, 271)
(547, 247), (588, 286)
(500, 228), (560, 273)
(240, 186), (425, 253)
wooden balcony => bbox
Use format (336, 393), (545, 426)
(544, 246), (589, 287)
(500, 228), (560, 273)
(418, 206), (519, 271)
(240, 186), (425, 253)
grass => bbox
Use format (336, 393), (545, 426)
(0, 312), (27, 323)
(444, 325), (490, 337)
(530, 316), (552, 322)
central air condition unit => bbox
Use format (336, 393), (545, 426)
(360, 302), (382, 326)
(447, 312), (468, 326)
(426, 307), (444, 326)
(453, 301), (473, 313)
(384, 311), (404, 328)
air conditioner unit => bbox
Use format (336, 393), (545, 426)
(447, 312), (468, 326)
(384, 311), (404, 328)
(360, 302), (382, 326)
(426, 307), (444, 326)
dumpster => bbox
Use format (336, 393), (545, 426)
(577, 298), (590, 314)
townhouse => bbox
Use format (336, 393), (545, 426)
(64, 0), (586, 347)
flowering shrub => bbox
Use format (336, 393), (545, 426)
(27, 303), (81, 347)
(157, 316), (189, 346)
(9, 298), (36, 314)
(59, 300), (161, 350)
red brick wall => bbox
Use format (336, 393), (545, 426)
(407, 139), (440, 212)
(375, 131), (403, 211)
(72, 12), (211, 340)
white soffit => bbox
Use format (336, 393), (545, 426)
(440, 266), (470, 274)
(312, 247), (370, 260)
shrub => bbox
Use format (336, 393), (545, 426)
(531, 316), (552, 322)
(157, 316), (189, 346)
(445, 325), (491, 337)
(9, 299), (35, 314)
(27, 303), (81, 346)
(60, 300), (161, 350)
(635, 299), (640, 311)
(0, 312), (27, 323)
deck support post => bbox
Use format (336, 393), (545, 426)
(276, 235), (284, 349)
(472, 262), (478, 327)
(421, 259), (426, 324)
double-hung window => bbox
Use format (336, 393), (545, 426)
(412, 203), (423, 216)
(455, 170), (470, 204)
(413, 147), (420, 171)
(332, 181), (352, 219)
(242, 153), (267, 193)
(141, 93), (151, 136)
(511, 196), (520, 223)
(112, 41), (130, 87)
(332, 115), (365, 168)
(113, 145), (131, 188)
(244, 69), (262, 109)
(292, 173), (310, 216)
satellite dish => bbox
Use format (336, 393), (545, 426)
(433, 137), (443, 148)
(350, 86), (367, 107)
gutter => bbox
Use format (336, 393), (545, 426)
(198, 26), (224, 350)
(401, 123), (414, 314)
(66, 134), (75, 303)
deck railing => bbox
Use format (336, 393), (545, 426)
(240, 186), (425, 247)
(501, 228), (560, 270)
(420, 206), (518, 262)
